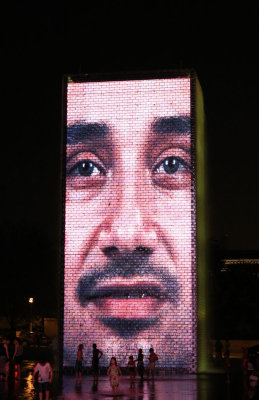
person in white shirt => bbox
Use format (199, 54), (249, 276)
(33, 359), (53, 400)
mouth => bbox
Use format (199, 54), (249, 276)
(78, 278), (168, 322)
(80, 277), (167, 300)
(88, 283), (167, 300)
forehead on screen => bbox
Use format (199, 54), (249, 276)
(67, 78), (191, 125)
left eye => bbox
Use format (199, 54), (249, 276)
(68, 160), (105, 177)
(154, 156), (188, 175)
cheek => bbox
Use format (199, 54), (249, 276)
(64, 199), (100, 246)
(64, 202), (90, 281)
(65, 187), (111, 224)
(154, 191), (192, 234)
(154, 192), (192, 277)
(65, 184), (106, 202)
(64, 198), (108, 279)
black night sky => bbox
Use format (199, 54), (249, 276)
(1, 1), (259, 335)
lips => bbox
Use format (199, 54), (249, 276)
(80, 278), (167, 320)
(77, 269), (179, 336)
(80, 277), (168, 302)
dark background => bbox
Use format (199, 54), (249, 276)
(1, 1), (258, 338)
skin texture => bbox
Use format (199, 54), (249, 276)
(64, 78), (196, 370)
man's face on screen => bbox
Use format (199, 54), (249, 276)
(64, 79), (193, 366)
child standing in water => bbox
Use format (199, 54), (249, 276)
(33, 359), (53, 400)
(146, 348), (158, 380)
(127, 355), (136, 382)
(75, 344), (84, 385)
(107, 357), (122, 394)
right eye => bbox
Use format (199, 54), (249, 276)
(68, 160), (106, 177)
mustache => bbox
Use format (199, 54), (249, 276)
(76, 252), (179, 306)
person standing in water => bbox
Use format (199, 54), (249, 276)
(127, 355), (136, 382)
(146, 348), (158, 380)
(107, 357), (122, 394)
(75, 344), (84, 385)
(33, 359), (53, 400)
(136, 349), (145, 380)
(92, 343), (103, 382)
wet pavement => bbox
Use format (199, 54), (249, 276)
(0, 359), (258, 399)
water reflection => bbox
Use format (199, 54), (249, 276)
(147, 379), (156, 400)
(91, 380), (98, 393)
(58, 374), (199, 400)
(75, 381), (82, 394)
(0, 374), (199, 400)
(2, 359), (258, 400)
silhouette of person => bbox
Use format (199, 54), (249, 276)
(92, 343), (103, 382)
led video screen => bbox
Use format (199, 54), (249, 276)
(63, 75), (197, 372)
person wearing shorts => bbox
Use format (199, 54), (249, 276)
(146, 348), (158, 379)
(75, 344), (84, 384)
(33, 360), (53, 400)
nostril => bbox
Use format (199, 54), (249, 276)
(136, 246), (153, 255)
(103, 246), (119, 257)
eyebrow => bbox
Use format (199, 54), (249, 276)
(67, 122), (109, 144)
(67, 116), (190, 145)
(152, 116), (190, 135)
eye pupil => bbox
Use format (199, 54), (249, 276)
(163, 157), (179, 174)
(78, 161), (94, 176)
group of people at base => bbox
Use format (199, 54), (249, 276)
(75, 343), (158, 394)
(108, 348), (158, 394)
(0, 335), (52, 400)
(0, 336), (24, 381)
(75, 343), (103, 385)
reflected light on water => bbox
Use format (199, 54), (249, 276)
(1, 359), (254, 400)
(58, 375), (198, 400)
(23, 372), (35, 399)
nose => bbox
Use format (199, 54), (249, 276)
(98, 183), (158, 256)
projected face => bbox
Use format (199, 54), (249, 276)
(64, 78), (196, 370)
